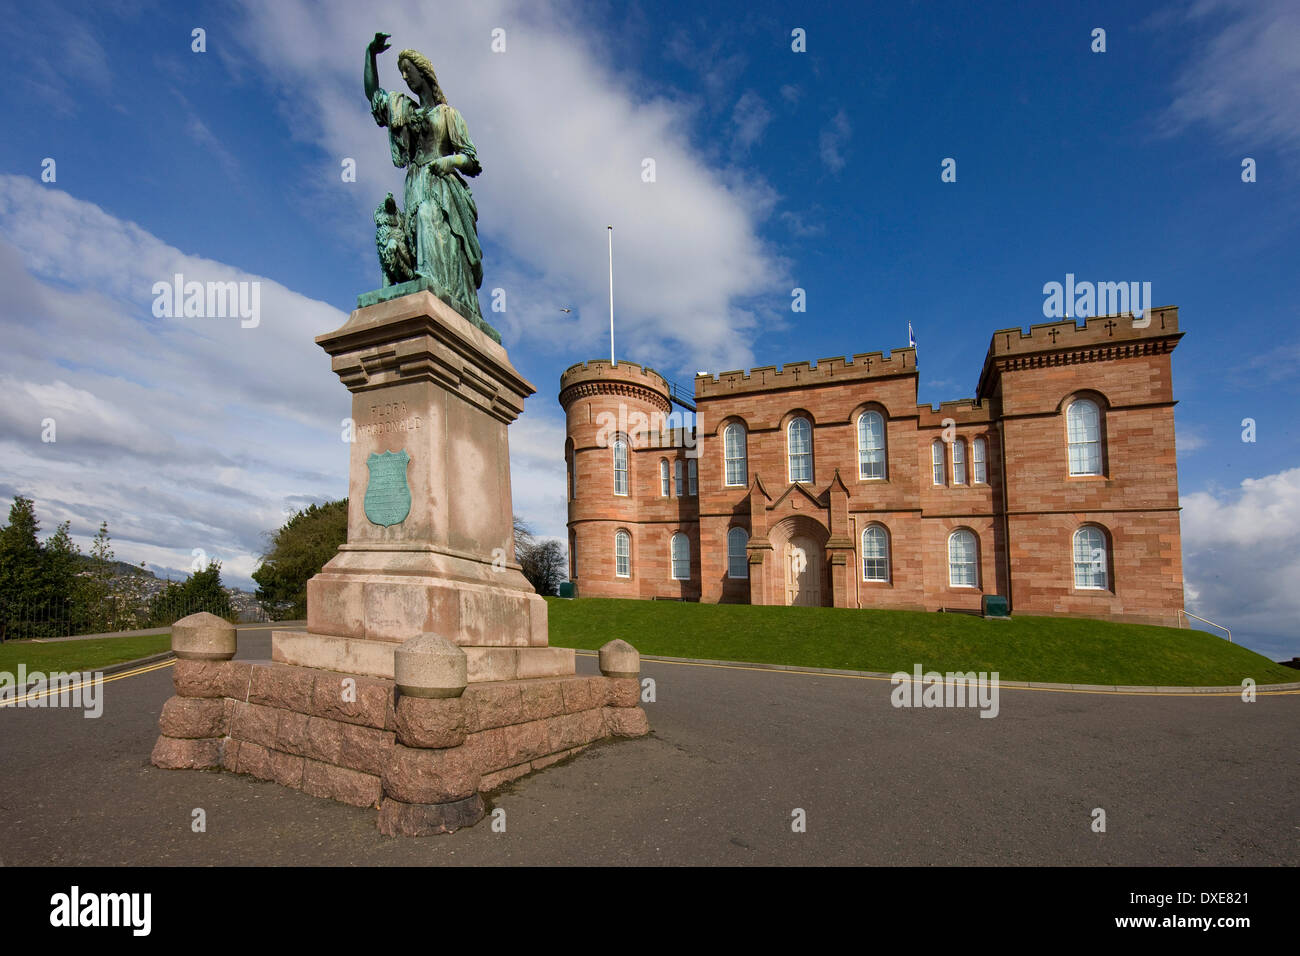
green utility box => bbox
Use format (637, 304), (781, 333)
(558, 581), (577, 599)
(982, 594), (1010, 619)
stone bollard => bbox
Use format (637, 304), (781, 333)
(171, 611), (237, 661)
(379, 633), (483, 836)
(598, 638), (640, 679)
(152, 613), (238, 770)
(394, 632), (467, 698)
(599, 639), (649, 738)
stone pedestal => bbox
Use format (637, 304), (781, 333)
(272, 291), (547, 678)
(150, 293), (649, 835)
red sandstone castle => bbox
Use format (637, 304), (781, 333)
(558, 309), (1185, 627)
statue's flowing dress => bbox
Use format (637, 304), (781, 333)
(371, 88), (485, 323)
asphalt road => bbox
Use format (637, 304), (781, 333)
(0, 625), (1295, 865)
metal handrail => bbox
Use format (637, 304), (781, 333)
(664, 379), (696, 411)
(1178, 609), (1232, 643)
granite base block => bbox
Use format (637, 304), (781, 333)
(150, 658), (648, 835)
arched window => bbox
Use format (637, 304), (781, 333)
(952, 438), (967, 485)
(569, 530), (577, 579)
(857, 410), (886, 480)
(862, 524), (889, 582)
(612, 438), (628, 495)
(788, 417), (813, 483)
(674, 459), (684, 497)
(670, 533), (690, 580)
(948, 529), (978, 587)
(659, 459), (670, 497)
(1067, 399), (1102, 476)
(724, 423), (747, 487)
(727, 527), (749, 579)
(1073, 526), (1108, 590)
(971, 437), (987, 484)
(688, 458), (698, 496)
(614, 530), (631, 578)
(566, 441), (576, 501)
(931, 439), (946, 485)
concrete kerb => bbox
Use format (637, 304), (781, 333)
(569, 649), (1300, 696)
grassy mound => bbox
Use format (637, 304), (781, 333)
(546, 598), (1296, 686)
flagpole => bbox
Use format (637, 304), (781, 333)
(607, 225), (616, 367)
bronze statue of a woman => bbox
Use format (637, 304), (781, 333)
(364, 32), (488, 331)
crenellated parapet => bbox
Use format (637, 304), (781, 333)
(695, 348), (916, 399)
(559, 360), (672, 414)
(977, 308), (1182, 399)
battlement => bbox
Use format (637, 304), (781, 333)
(978, 307), (1182, 399)
(988, 307), (1180, 357)
(695, 347), (916, 400)
(915, 398), (991, 428)
(559, 359), (671, 411)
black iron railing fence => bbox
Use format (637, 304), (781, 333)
(0, 595), (269, 642)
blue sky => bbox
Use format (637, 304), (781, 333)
(1, 0), (1297, 657)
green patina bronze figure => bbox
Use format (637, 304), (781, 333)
(363, 32), (495, 339)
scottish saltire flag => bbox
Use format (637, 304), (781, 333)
(908, 321), (917, 348)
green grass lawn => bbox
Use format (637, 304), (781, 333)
(546, 598), (1298, 686)
(0, 634), (172, 674)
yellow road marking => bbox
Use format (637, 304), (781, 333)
(574, 652), (1300, 697)
(0, 658), (175, 707)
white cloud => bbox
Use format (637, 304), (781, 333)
(1181, 468), (1300, 650)
(731, 91), (772, 151)
(0, 173), (573, 587)
(231, 0), (787, 374)
(0, 175), (351, 587)
(819, 109), (852, 174)
(1175, 423), (1207, 454)
(1161, 0), (1300, 153)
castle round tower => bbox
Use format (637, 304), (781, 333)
(558, 360), (672, 598)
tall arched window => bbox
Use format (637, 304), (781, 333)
(1073, 526), (1109, 590)
(952, 438), (967, 485)
(688, 458), (698, 495)
(948, 529), (978, 587)
(1067, 399), (1102, 476)
(857, 410), (886, 480)
(931, 439), (946, 485)
(862, 524), (889, 582)
(971, 437), (987, 484)
(569, 530), (577, 579)
(788, 417), (813, 483)
(674, 459), (684, 497)
(566, 441), (576, 501)
(724, 423), (747, 487)
(727, 527), (749, 579)
(659, 459), (670, 497)
(670, 533), (690, 580)
(614, 530), (631, 578)
(613, 438), (628, 495)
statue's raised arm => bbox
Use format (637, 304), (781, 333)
(364, 32), (391, 109)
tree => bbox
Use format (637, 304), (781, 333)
(513, 515), (567, 597)
(42, 521), (84, 635)
(149, 561), (233, 625)
(519, 539), (566, 596)
(253, 500), (348, 620)
(0, 496), (44, 640)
